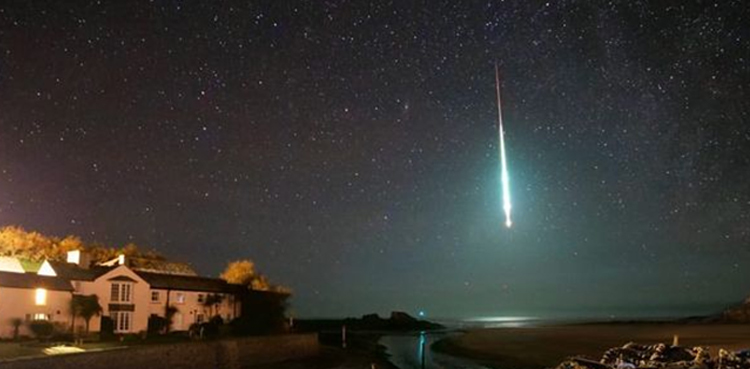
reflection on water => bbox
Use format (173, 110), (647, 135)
(380, 331), (492, 369)
(418, 331), (426, 368)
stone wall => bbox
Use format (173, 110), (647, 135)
(3, 334), (319, 369)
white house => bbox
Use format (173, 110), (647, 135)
(0, 251), (243, 338)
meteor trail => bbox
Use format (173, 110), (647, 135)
(495, 64), (512, 228)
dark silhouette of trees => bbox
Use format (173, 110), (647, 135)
(70, 294), (103, 333)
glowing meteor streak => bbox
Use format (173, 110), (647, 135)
(495, 64), (512, 228)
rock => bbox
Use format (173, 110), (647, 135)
(390, 311), (418, 323)
(557, 357), (613, 369)
(553, 341), (750, 369)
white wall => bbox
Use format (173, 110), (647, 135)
(0, 287), (71, 338)
(148, 290), (238, 331)
(74, 266), (151, 334)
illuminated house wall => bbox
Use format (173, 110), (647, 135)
(147, 290), (238, 331)
(0, 272), (73, 338)
(0, 252), (244, 337)
(72, 265), (152, 334)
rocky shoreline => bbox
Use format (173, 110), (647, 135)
(555, 342), (750, 369)
(431, 324), (750, 369)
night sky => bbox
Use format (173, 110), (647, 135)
(1, 2), (749, 319)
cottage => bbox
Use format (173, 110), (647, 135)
(0, 251), (244, 338)
(0, 270), (73, 337)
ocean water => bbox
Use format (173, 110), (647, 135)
(380, 331), (493, 369)
(432, 304), (728, 329)
(379, 316), (538, 369)
(379, 310), (725, 369)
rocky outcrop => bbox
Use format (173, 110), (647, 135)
(553, 342), (750, 369)
(719, 302), (750, 323)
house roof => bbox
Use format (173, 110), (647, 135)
(0, 257), (26, 273)
(136, 271), (243, 293)
(0, 271), (74, 291)
(19, 259), (43, 273)
(47, 261), (111, 281)
(128, 257), (198, 276)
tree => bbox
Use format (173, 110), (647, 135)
(9, 318), (22, 340)
(57, 236), (85, 256)
(203, 293), (224, 317)
(164, 305), (178, 333)
(0, 225), (166, 263)
(220, 259), (290, 293)
(70, 295), (103, 333)
(220, 260), (259, 286)
(0, 226), (55, 260)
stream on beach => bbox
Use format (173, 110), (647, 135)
(379, 331), (493, 369)
(378, 317), (543, 369)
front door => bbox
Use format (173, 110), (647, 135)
(173, 312), (183, 330)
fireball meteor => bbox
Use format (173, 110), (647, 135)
(495, 64), (512, 228)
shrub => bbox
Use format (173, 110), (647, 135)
(147, 315), (168, 336)
(231, 290), (289, 336)
(188, 318), (222, 339)
(27, 320), (54, 340)
(99, 316), (115, 340)
(9, 318), (23, 340)
(209, 315), (224, 326)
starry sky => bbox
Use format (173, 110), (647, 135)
(1, 1), (749, 319)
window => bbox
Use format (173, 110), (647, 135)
(111, 282), (132, 302)
(197, 294), (204, 303)
(175, 292), (185, 304)
(35, 288), (47, 306)
(111, 311), (132, 333)
(151, 291), (160, 302)
(121, 283), (131, 302)
(33, 313), (49, 321)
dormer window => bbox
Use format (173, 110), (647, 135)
(110, 282), (132, 303)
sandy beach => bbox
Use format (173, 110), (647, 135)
(433, 324), (750, 369)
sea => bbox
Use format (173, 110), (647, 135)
(379, 307), (727, 369)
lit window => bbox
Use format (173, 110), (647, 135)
(33, 313), (48, 321)
(151, 291), (160, 302)
(35, 288), (47, 306)
(175, 292), (185, 304)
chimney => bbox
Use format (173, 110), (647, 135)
(66, 250), (92, 269)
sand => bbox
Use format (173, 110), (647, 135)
(433, 324), (750, 368)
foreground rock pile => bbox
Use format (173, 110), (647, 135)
(555, 342), (750, 369)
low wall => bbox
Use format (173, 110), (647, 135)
(4, 333), (319, 369)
